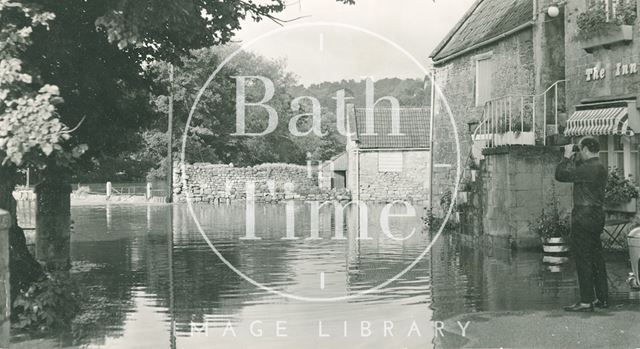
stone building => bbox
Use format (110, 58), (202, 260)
(431, 0), (640, 248)
(564, 0), (640, 183)
(429, 0), (574, 248)
(346, 105), (431, 203)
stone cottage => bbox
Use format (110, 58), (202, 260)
(429, 0), (573, 248)
(346, 105), (431, 203)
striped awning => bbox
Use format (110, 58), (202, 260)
(564, 106), (630, 136)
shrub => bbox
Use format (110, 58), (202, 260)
(577, 0), (637, 40)
(422, 189), (458, 232)
(12, 274), (80, 333)
(616, 0), (638, 25)
(605, 168), (639, 205)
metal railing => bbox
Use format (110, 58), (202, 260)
(474, 80), (566, 148)
(110, 185), (148, 196)
(480, 95), (536, 134)
(542, 80), (566, 145)
(72, 182), (169, 200)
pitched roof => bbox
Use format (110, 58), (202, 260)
(430, 0), (533, 62)
(321, 151), (348, 171)
(349, 107), (430, 150)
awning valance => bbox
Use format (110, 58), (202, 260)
(565, 106), (630, 137)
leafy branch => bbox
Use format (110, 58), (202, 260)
(0, 0), (87, 169)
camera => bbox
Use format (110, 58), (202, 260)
(554, 134), (580, 152)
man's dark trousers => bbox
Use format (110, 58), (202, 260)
(570, 205), (608, 304)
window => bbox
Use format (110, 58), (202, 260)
(598, 135), (640, 185)
(598, 135), (609, 167)
(378, 152), (403, 172)
(475, 56), (493, 107)
(613, 135), (624, 171)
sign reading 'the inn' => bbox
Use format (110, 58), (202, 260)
(585, 62), (639, 81)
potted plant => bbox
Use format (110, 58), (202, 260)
(530, 188), (571, 254)
(577, 0), (636, 53)
(532, 211), (571, 254)
(605, 168), (639, 213)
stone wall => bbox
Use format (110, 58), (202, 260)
(173, 163), (349, 203)
(0, 210), (10, 349)
(432, 30), (536, 207)
(355, 151), (430, 203)
(480, 146), (572, 248)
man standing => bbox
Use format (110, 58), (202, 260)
(555, 136), (609, 312)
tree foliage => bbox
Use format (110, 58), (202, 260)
(0, 0), (86, 169)
(146, 46), (307, 179)
(144, 46), (429, 179)
(10, 0), (353, 181)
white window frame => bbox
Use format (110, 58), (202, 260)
(600, 135), (637, 182)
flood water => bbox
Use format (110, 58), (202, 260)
(10, 203), (639, 348)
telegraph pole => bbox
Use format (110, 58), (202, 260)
(166, 64), (174, 203)
(428, 68), (436, 211)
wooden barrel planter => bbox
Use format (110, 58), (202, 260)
(542, 237), (570, 253)
(542, 237), (570, 273)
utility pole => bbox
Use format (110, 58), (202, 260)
(428, 68), (436, 212)
(166, 64), (174, 203)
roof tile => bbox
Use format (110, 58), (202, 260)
(431, 0), (532, 61)
(351, 107), (430, 149)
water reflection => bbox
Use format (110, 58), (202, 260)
(9, 203), (638, 348)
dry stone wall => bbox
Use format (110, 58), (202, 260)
(173, 163), (350, 203)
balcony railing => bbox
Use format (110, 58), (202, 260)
(473, 80), (566, 148)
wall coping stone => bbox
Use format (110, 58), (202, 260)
(482, 145), (561, 157)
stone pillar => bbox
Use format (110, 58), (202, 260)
(35, 181), (72, 271)
(0, 209), (11, 349)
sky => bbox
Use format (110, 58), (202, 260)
(233, 0), (476, 85)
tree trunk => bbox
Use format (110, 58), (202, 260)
(35, 172), (72, 272)
(0, 166), (44, 302)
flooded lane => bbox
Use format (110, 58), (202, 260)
(10, 203), (639, 348)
